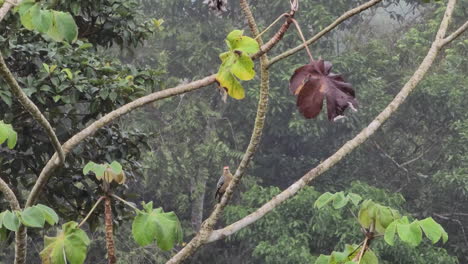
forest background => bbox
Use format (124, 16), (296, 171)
(0, 0), (467, 263)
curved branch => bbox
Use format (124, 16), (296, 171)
(268, 0), (383, 66)
(0, 53), (66, 164)
(441, 20), (468, 46)
(25, 74), (216, 207)
(166, 0), (273, 263)
(208, 0), (458, 243)
(0, 178), (27, 264)
(25, 0), (299, 209)
(0, 0), (21, 22)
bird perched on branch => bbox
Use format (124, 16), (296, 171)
(215, 166), (233, 203)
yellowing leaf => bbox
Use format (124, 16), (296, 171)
(231, 53), (255, 81)
(216, 70), (245, 100)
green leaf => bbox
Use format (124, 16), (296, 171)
(234, 36), (260, 55)
(61, 68), (73, 80)
(109, 161), (123, 174)
(314, 254), (330, 264)
(397, 219), (422, 247)
(216, 70), (245, 100)
(230, 52), (255, 81)
(314, 192), (334, 209)
(361, 249), (379, 264)
(20, 207), (45, 228)
(332, 192), (349, 209)
(347, 193), (362, 206)
(225, 30), (244, 49)
(225, 29), (259, 55)
(83, 161), (106, 180)
(132, 206), (183, 250)
(3, 211), (20, 231)
(15, 0), (35, 16)
(358, 200), (374, 229)
(418, 217), (447, 244)
(0, 121), (18, 149)
(47, 11), (78, 43)
(20, 3), (40, 30)
(34, 9), (52, 34)
(40, 221), (90, 264)
(36, 204), (59, 225)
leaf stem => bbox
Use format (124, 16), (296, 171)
(78, 196), (105, 228)
(111, 194), (138, 210)
(290, 18), (314, 62)
(255, 13), (288, 40)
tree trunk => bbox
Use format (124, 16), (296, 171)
(104, 196), (116, 264)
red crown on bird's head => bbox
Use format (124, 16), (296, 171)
(223, 166), (229, 170)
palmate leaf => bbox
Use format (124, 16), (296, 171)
(132, 203), (183, 250)
(289, 59), (357, 120)
(215, 30), (259, 100)
(15, 1), (78, 43)
(40, 221), (90, 264)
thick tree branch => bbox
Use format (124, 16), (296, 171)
(0, 53), (66, 164)
(207, 0), (458, 242)
(0, 178), (27, 264)
(166, 0), (272, 263)
(25, 0), (300, 209)
(0, 0), (21, 22)
(25, 74), (216, 207)
(268, 0), (383, 66)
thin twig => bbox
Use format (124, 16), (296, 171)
(441, 20), (468, 46)
(290, 18), (314, 62)
(255, 13), (288, 40)
(111, 194), (138, 210)
(269, 0), (384, 66)
(78, 196), (105, 228)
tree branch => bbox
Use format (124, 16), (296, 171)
(25, 74), (216, 208)
(0, 53), (66, 164)
(441, 20), (468, 46)
(207, 0), (459, 243)
(0, 0), (21, 22)
(165, 0), (273, 263)
(25, 0), (299, 209)
(0, 178), (27, 264)
(268, 0), (383, 66)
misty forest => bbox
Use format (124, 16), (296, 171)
(0, 0), (467, 263)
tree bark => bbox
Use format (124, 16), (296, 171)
(104, 196), (117, 264)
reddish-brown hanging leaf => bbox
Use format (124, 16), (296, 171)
(289, 59), (357, 121)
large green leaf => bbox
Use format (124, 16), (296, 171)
(34, 10), (53, 34)
(132, 205), (183, 250)
(396, 218), (422, 247)
(40, 221), (90, 264)
(20, 3), (40, 30)
(418, 217), (448, 244)
(3, 211), (20, 231)
(36, 204), (59, 226)
(47, 11), (78, 43)
(20, 206), (45, 228)
(384, 221), (397, 246)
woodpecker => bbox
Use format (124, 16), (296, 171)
(215, 166), (233, 203)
